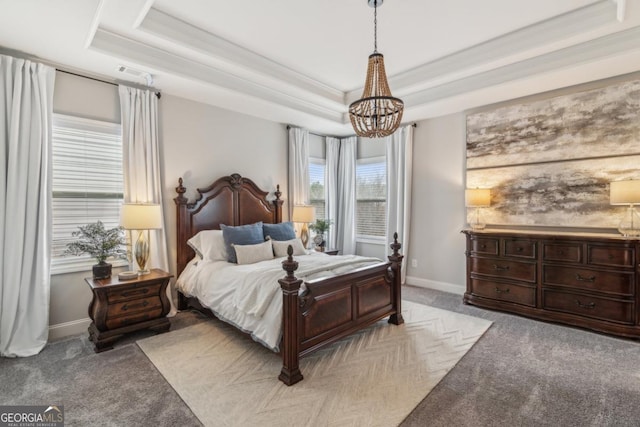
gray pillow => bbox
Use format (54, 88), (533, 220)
(220, 222), (264, 263)
(263, 221), (296, 241)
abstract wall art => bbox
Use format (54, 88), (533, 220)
(466, 78), (640, 228)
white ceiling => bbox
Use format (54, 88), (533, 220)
(1, 0), (640, 135)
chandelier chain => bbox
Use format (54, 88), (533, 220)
(373, 1), (377, 53)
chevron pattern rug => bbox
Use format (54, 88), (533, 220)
(138, 301), (492, 427)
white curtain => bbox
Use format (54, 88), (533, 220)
(336, 137), (357, 254)
(324, 137), (340, 249)
(386, 125), (414, 284)
(0, 55), (55, 357)
(119, 85), (175, 316)
(288, 127), (309, 212)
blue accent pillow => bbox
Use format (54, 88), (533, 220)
(263, 222), (296, 241)
(220, 222), (264, 263)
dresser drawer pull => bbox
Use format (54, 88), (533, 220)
(516, 247), (524, 252)
(575, 300), (596, 310)
(495, 287), (510, 294)
(575, 274), (596, 283)
(120, 289), (149, 298)
(122, 300), (149, 311)
(480, 244), (486, 249)
(493, 264), (510, 271)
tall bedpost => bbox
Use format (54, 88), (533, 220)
(274, 184), (284, 223)
(174, 177), (189, 311)
(278, 246), (303, 386)
(388, 232), (405, 325)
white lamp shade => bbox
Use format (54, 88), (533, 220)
(465, 188), (491, 207)
(610, 180), (640, 205)
(292, 205), (315, 223)
(120, 203), (162, 230)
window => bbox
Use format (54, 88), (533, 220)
(309, 158), (325, 220)
(51, 114), (125, 274)
(356, 158), (386, 239)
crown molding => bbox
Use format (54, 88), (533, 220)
(138, 7), (345, 105)
(89, 28), (345, 123)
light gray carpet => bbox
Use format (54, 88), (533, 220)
(137, 301), (491, 427)
(1, 286), (639, 426)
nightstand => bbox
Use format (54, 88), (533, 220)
(324, 248), (340, 256)
(85, 268), (173, 353)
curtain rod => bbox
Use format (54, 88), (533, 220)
(57, 69), (161, 99)
(287, 122), (417, 139)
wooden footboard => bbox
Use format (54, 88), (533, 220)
(278, 233), (404, 386)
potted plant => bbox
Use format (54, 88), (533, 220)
(64, 221), (127, 279)
(309, 219), (332, 251)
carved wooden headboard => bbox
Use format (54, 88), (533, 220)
(174, 173), (283, 275)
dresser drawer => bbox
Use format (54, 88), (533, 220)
(470, 237), (499, 256)
(587, 245), (634, 268)
(105, 308), (164, 330)
(504, 239), (536, 259)
(543, 242), (582, 263)
(542, 289), (634, 324)
(107, 296), (162, 317)
(107, 283), (162, 303)
(470, 257), (536, 283)
(542, 265), (634, 296)
(470, 278), (536, 307)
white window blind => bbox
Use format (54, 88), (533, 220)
(356, 158), (386, 238)
(51, 114), (125, 274)
(309, 158), (325, 220)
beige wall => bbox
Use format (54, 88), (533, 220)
(405, 114), (468, 294)
(49, 72), (289, 338)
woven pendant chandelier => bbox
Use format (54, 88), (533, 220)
(349, 0), (404, 138)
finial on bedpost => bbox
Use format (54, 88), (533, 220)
(387, 231), (404, 326)
(175, 177), (187, 204)
(275, 184), (282, 201)
(273, 184), (284, 223)
(278, 244), (303, 386)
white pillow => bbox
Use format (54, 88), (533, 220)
(233, 240), (274, 265)
(187, 230), (228, 261)
(272, 238), (307, 258)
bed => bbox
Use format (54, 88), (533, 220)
(174, 173), (404, 385)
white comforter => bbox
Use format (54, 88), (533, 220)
(176, 252), (382, 351)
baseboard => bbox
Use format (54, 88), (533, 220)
(48, 318), (91, 341)
(405, 276), (465, 296)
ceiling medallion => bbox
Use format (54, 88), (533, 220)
(349, 0), (404, 138)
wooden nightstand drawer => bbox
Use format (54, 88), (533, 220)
(470, 257), (536, 283)
(470, 278), (536, 307)
(107, 283), (162, 304)
(470, 237), (499, 256)
(543, 242), (582, 263)
(504, 239), (536, 259)
(107, 296), (162, 317)
(542, 289), (634, 324)
(542, 265), (634, 297)
(106, 308), (164, 330)
(588, 245), (634, 268)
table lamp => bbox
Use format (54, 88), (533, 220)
(120, 203), (162, 275)
(610, 180), (640, 237)
(292, 205), (315, 248)
(465, 188), (491, 230)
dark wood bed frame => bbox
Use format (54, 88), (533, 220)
(174, 173), (404, 385)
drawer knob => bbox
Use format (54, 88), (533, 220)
(575, 274), (596, 283)
(480, 244), (486, 249)
(516, 247), (524, 252)
(575, 300), (596, 310)
(122, 300), (150, 311)
(495, 287), (510, 294)
(493, 264), (510, 271)
(558, 250), (564, 255)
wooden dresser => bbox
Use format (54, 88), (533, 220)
(462, 229), (640, 339)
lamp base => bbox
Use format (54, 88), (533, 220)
(617, 206), (640, 237)
(134, 231), (151, 276)
(300, 224), (310, 249)
(470, 223), (486, 231)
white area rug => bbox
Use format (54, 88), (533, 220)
(138, 301), (492, 427)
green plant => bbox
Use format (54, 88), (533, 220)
(309, 219), (332, 235)
(64, 221), (127, 264)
